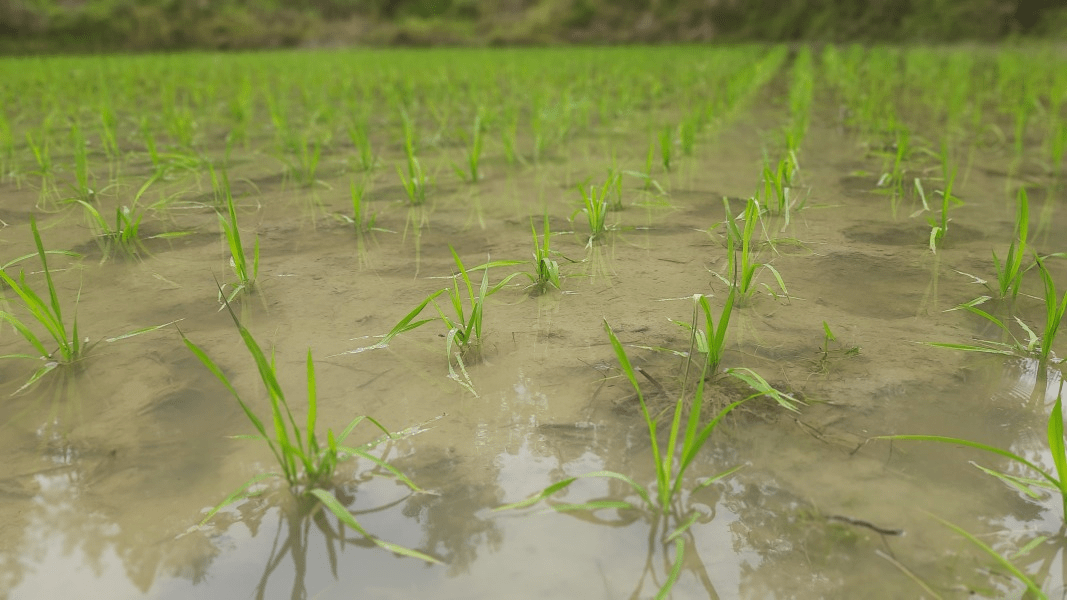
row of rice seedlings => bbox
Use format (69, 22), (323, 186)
(785, 46), (814, 168)
(182, 300), (439, 564)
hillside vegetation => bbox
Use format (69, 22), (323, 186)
(1, 0), (1065, 53)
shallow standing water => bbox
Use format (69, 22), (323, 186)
(1, 46), (1067, 599)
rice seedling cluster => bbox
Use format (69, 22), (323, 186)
(0, 44), (1065, 599)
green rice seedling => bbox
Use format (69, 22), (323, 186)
(659, 126), (673, 172)
(396, 160), (428, 206)
(217, 169), (260, 302)
(928, 147), (961, 253)
(66, 122), (94, 203)
(762, 156), (797, 229)
(522, 214), (560, 296)
(350, 248), (521, 394)
(0, 216), (176, 391)
(716, 197), (789, 305)
(875, 126), (912, 217)
(452, 111), (484, 184)
(26, 131), (56, 206)
(573, 176), (612, 247)
(664, 293), (735, 375)
(286, 136), (324, 188)
(991, 187), (1029, 301)
(346, 119), (376, 172)
(0, 110), (14, 181)
(0, 216), (83, 374)
(879, 380), (1067, 523)
(500, 106), (522, 166)
(679, 116), (697, 157)
(339, 178), (377, 234)
(497, 316), (798, 597)
(1036, 254), (1067, 366)
(929, 256), (1064, 366)
(181, 300), (439, 564)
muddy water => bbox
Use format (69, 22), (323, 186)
(2, 97), (1067, 600)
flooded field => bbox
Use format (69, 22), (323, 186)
(1, 45), (1066, 599)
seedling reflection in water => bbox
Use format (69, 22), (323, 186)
(181, 297), (439, 563)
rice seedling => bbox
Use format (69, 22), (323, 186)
(452, 111), (484, 184)
(348, 248), (521, 394)
(285, 136), (324, 188)
(346, 118), (376, 172)
(930, 255), (1065, 367)
(715, 197), (789, 305)
(181, 299), (439, 564)
(679, 117), (697, 157)
(0, 216), (175, 391)
(875, 126), (912, 217)
(761, 156), (797, 229)
(927, 145), (961, 253)
(659, 126), (673, 172)
(496, 312), (798, 597)
(991, 187), (1029, 301)
(66, 122), (95, 203)
(878, 380), (1067, 523)
(337, 177), (377, 234)
(573, 175), (614, 247)
(216, 168), (260, 303)
(522, 214), (560, 296)
(26, 130), (56, 206)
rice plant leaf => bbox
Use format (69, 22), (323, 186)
(1047, 392), (1067, 517)
(549, 500), (635, 512)
(655, 537), (685, 600)
(879, 435), (1059, 490)
(923, 342), (1016, 355)
(693, 464), (746, 492)
(340, 446), (423, 492)
(933, 515), (1046, 599)
(198, 472), (280, 526)
(970, 462), (1047, 498)
(309, 489), (441, 564)
(103, 319), (182, 342)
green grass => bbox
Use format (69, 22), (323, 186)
(181, 299), (440, 564)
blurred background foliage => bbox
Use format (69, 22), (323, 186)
(0, 0), (1065, 53)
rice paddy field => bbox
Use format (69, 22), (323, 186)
(2, 44), (1067, 599)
